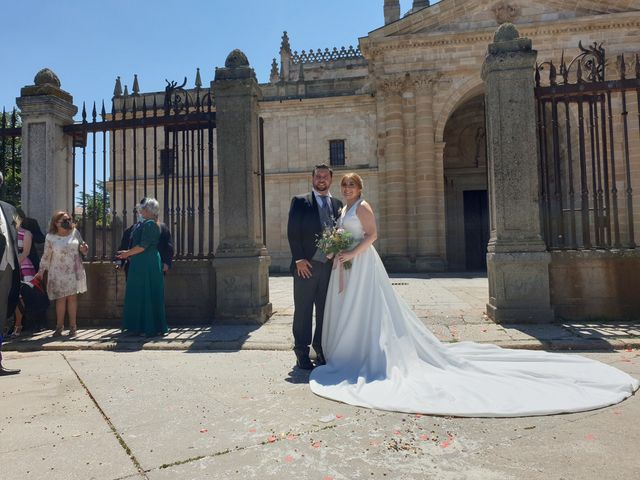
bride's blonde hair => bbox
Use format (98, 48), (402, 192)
(340, 173), (363, 196)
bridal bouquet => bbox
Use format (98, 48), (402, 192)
(316, 226), (355, 269)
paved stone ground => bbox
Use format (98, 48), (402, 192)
(1, 349), (639, 480)
(5, 274), (640, 352)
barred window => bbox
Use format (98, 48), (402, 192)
(159, 148), (174, 176)
(329, 139), (345, 166)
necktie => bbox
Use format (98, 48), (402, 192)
(319, 196), (332, 227)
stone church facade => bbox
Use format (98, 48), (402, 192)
(258, 0), (640, 272)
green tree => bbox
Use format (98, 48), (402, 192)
(0, 110), (22, 206)
(76, 180), (111, 226)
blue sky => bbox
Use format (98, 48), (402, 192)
(0, 0), (431, 115)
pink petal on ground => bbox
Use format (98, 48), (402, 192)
(323, 477), (334, 480)
(248, 428), (257, 433)
(287, 434), (296, 440)
(419, 435), (430, 441)
(393, 431), (402, 436)
(584, 434), (596, 441)
(199, 429), (208, 433)
(335, 415), (344, 419)
(284, 455), (294, 463)
(312, 442), (322, 448)
(440, 440), (451, 448)
(267, 436), (277, 443)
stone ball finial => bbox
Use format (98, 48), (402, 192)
(34, 68), (61, 88)
(225, 49), (250, 68)
(494, 23), (519, 43)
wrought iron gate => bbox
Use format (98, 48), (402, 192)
(535, 42), (640, 250)
(63, 77), (217, 261)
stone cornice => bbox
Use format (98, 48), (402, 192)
(374, 72), (441, 95)
(360, 12), (640, 57)
(259, 94), (375, 113)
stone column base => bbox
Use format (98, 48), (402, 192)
(213, 255), (272, 325)
(486, 251), (554, 324)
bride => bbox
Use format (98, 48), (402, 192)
(309, 173), (639, 417)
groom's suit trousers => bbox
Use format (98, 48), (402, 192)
(292, 259), (333, 355)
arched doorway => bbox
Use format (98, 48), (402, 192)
(443, 94), (489, 271)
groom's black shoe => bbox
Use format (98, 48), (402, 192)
(0, 364), (20, 376)
(315, 352), (326, 366)
(295, 352), (315, 370)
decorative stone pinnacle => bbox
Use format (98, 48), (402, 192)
(114, 76), (122, 97)
(195, 68), (202, 88)
(34, 68), (61, 88)
(123, 85), (129, 97)
(494, 22), (519, 42)
(132, 74), (140, 96)
(269, 59), (279, 83)
(214, 49), (257, 82)
(20, 67), (72, 102)
(412, 0), (429, 10)
(225, 49), (250, 68)
(280, 31), (291, 55)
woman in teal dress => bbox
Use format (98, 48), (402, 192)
(116, 198), (168, 336)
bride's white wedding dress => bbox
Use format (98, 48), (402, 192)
(309, 199), (639, 417)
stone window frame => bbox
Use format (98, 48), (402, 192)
(328, 139), (346, 167)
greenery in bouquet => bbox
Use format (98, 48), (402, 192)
(316, 226), (355, 269)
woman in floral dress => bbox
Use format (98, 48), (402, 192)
(34, 211), (88, 337)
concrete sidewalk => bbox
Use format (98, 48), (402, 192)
(5, 274), (640, 353)
(2, 275), (640, 480)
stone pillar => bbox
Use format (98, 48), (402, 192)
(481, 24), (554, 323)
(212, 49), (272, 324)
(384, 0), (400, 25)
(16, 69), (77, 229)
(379, 76), (407, 264)
(402, 86), (417, 262)
(414, 75), (446, 270)
(434, 141), (446, 263)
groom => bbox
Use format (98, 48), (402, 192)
(287, 164), (342, 370)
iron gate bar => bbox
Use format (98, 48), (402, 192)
(561, 96), (578, 249)
(598, 94), (612, 248)
(577, 97), (591, 249)
(63, 112), (216, 134)
(620, 77), (636, 248)
(535, 78), (640, 98)
(606, 89), (622, 248)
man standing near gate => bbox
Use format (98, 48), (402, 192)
(287, 164), (342, 370)
(0, 172), (20, 375)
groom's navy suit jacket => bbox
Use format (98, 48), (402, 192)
(287, 192), (342, 273)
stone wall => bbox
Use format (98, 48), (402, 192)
(75, 260), (215, 327)
(549, 250), (640, 321)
